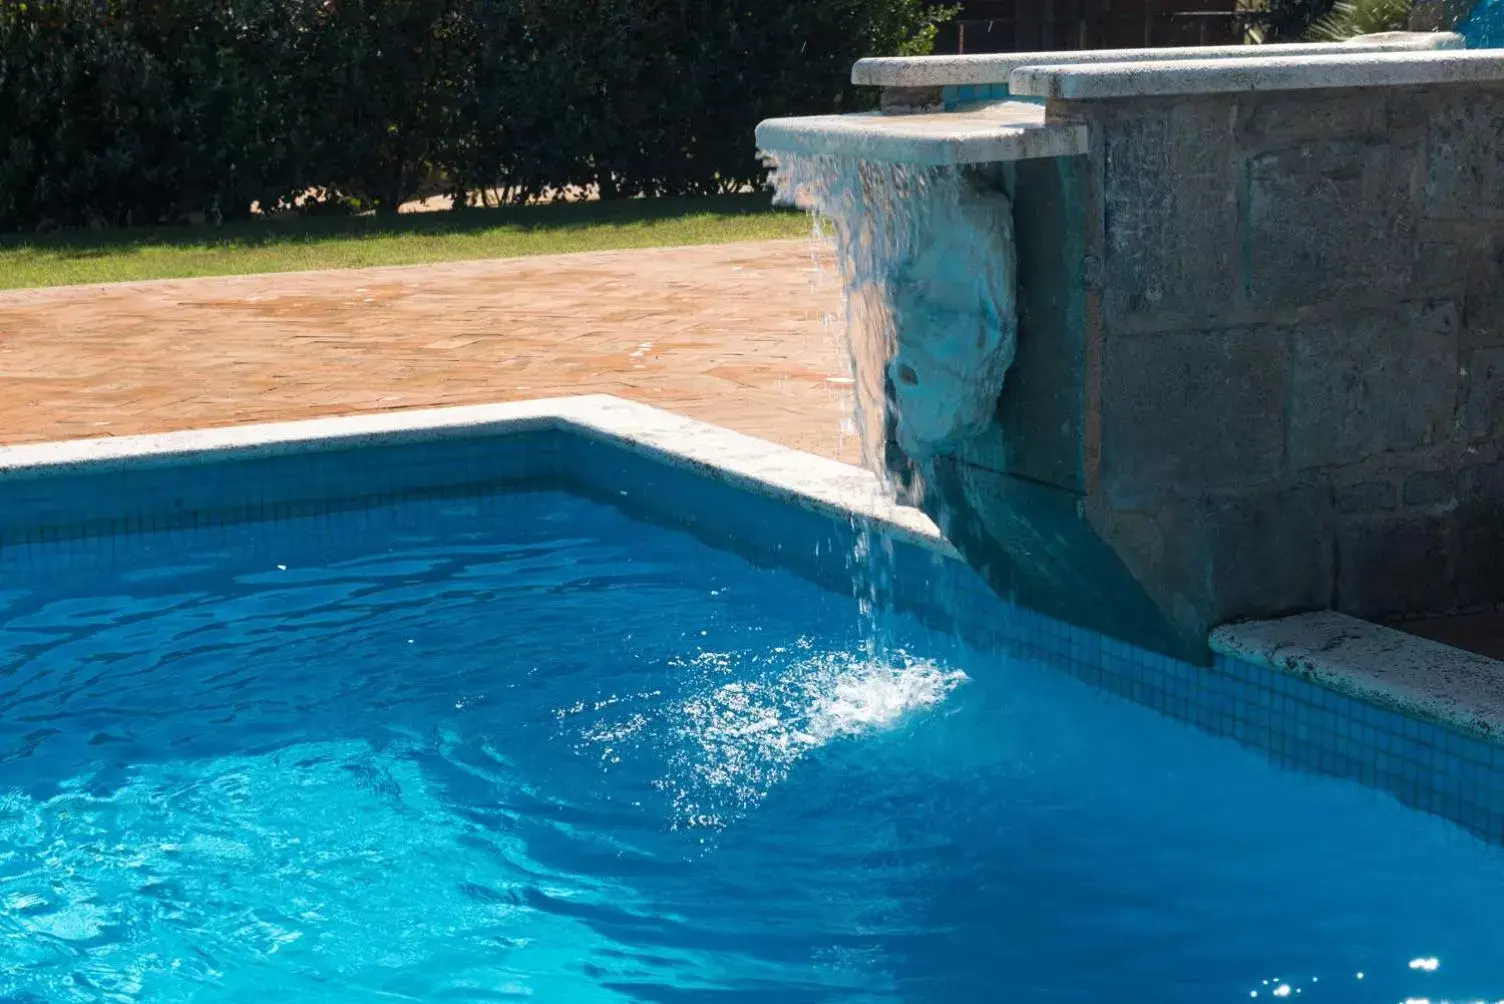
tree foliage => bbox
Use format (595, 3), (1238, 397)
(1306, 0), (1412, 39)
(1237, 0), (1339, 41)
(0, 0), (951, 229)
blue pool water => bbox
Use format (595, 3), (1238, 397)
(2, 490), (1503, 1003)
(1465, 0), (1504, 46)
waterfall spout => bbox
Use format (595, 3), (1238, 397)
(757, 40), (1504, 662)
(767, 155), (1017, 483)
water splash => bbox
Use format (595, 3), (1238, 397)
(666, 650), (968, 828)
(567, 646), (968, 832)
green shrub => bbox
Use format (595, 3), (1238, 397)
(1306, 0), (1413, 38)
(0, 0), (953, 231)
(1237, 0), (1339, 41)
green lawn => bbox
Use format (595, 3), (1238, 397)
(0, 195), (810, 290)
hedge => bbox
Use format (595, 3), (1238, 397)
(0, 0), (951, 230)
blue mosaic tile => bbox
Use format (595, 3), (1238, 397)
(5, 424), (1503, 847)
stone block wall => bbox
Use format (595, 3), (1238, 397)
(918, 81), (1504, 660)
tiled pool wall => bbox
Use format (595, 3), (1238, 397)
(592, 437), (1504, 847)
(940, 83), (1024, 109)
(0, 426), (563, 572)
(2, 419), (1502, 845)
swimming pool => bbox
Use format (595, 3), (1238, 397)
(4, 475), (1504, 1002)
(2, 397), (1503, 1002)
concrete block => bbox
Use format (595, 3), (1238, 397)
(1403, 469), (1456, 507)
(1100, 99), (1238, 325)
(1461, 347), (1504, 441)
(1459, 458), (1504, 499)
(1238, 88), (1387, 146)
(1102, 325), (1289, 504)
(1465, 234), (1504, 347)
(1110, 485), (1335, 633)
(1337, 515), (1454, 616)
(1414, 236), (1469, 291)
(1245, 138), (1422, 308)
(1454, 505), (1504, 610)
(1405, 224), (1504, 342)
(1337, 479), (1399, 513)
(1289, 301), (1459, 469)
(1455, 460), (1504, 608)
(1192, 486), (1335, 622)
(1455, 232), (1504, 359)
(1425, 85), (1504, 221)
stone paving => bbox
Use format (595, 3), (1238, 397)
(0, 239), (862, 462)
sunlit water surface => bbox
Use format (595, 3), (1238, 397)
(2, 490), (1502, 1003)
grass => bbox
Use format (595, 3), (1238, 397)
(0, 195), (811, 290)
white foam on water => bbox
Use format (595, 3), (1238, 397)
(664, 651), (967, 829)
(808, 655), (965, 738)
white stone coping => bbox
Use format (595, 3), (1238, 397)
(0, 394), (951, 554)
(756, 101), (1088, 167)
(1010, 48), (1504, 100)
(852, 32), (1462, 88)
(5, 394), (1502, 745)
(1212, 611), (1504, 740)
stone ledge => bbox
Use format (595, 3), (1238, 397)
(0, 394), (950, 554)
(756, 102), (1088, 167)
(1012, 49), (1504, 100)
(1211, 610), (1504, 740)
(853, 33), (1461, 89)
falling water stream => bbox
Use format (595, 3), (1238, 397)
(773, 154), (933, 658)
(767, 153), (1018, 482)
(767, 150), (1021, 659)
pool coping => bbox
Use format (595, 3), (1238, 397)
(1009, 48), (1504, 101)
(1212, 612), (1504, 741)
(0, 394), (949, 554)
(756, 103), (1088, 167)
(851, 32), (1462, 88)
(3, 393), (1502, 747)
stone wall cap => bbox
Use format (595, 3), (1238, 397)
(1212, 610), (1504, 742)
(755, 101), (1088, 167)
(852, 32), (1462, 88)
(1010, 47), (1504, 99)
